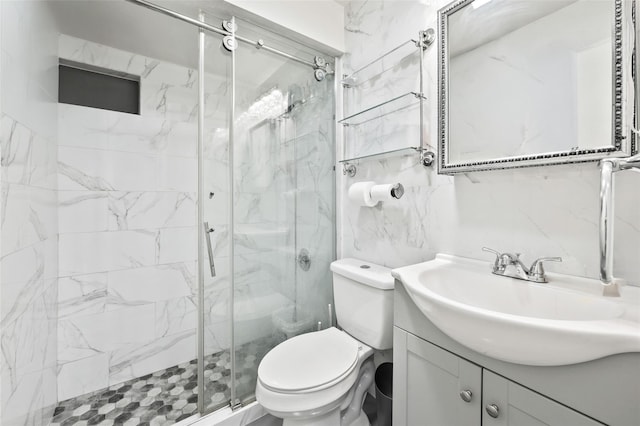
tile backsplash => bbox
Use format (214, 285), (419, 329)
(339, 0), (639, 286)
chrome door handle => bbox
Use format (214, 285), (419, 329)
(204, 222), (216, 277)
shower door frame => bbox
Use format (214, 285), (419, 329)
(124, 0), (336, 415)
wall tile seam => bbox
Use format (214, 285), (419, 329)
(56, 145), (200, 161)
(1, 112), (58, 144)
(1, 237), (57, 270)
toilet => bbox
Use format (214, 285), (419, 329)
(256, 258), (394, 426)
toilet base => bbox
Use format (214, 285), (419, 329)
(282, 408), (370, 426)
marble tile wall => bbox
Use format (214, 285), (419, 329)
(230, 83), (297, 346)
(230, 61), (335, 346)
(290, 80), (336, 329)
(339, 1), (639, 286)
(56, 35), (212, 401)
(0, 1), (60, 425)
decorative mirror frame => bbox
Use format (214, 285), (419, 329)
(437, 0), (638, 174)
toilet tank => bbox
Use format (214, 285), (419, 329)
(330, 258), (394, 350)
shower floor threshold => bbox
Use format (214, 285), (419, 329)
(50, 336), (278, 426)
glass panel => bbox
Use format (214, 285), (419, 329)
(200, 19), (233, 414)
(231, 19), (336, 406)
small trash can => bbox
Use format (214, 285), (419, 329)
(375, 362), (393, 426)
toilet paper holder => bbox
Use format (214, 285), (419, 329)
(390, 183), (404, 199)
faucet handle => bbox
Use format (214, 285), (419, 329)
(482, 247), (501, 257)
(529, 257), (562, 283)
(482, 247), (503, 271)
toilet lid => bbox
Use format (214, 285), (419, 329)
(258, 328), (360, 392)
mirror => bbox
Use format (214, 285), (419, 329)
(438, 0), (638, 174)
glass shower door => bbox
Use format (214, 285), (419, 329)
(199, 19), (233, 414)
(230, 25), (336, 406)
(199, 13), (335, 411)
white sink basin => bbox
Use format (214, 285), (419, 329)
(392, 254), (640, 366)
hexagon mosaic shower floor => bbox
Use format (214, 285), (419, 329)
(51, 338), (275, 426)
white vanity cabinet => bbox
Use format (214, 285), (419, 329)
(481, 370), (602, 426)
(393, 329), (482, 426)
(394, 328), (604, 426)
(393, 284), (640, 426)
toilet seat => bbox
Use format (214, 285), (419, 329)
(258, 328), (360, 393)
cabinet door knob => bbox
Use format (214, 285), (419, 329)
(459, 390), (473, 403)
(486, 404), (500, 418)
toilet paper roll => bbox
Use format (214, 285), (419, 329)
(348, 181), (378, 207)
(370, 184), (394, 203)
(370, 183), (404, 203)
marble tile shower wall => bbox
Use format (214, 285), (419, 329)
(230, 67), (335, 341)
(55, 35), (229, 401)
(229, 85), (300, 346)
(340, 1), (639, 285)
(290, 81), (335, 329)
(0, 1), (59, 425)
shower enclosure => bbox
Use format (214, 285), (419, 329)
(0, 0), (335, 424)
(197, 7), (337, 413)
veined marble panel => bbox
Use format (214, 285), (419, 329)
(58, 146), (157, 192)
(295, 256), (333, 329)
(58, 191), (110, 234)
(59, 34), (150, 81)
(58, 273), (107, 319)
(106, 263), (195, 311)
(58, 230), (158, 277)
(60, 103), (198, 159)
(141, 81), (198, 123)
(294, 132), (334, 192)
(1, 241), (44, 288)
(58, 104), (112, 151)
(1, 115), (34, 185)
(1, 244), (47, 334)
(59, 34), (197, 88)
(108, 330), (196, 386)
(156, 155), (197, 192)
(1, 183), (55, 257)
(156, 227), (197, 265)
(1, 2), (58, 140)
(1, 3), (58, 425)
(56, 353), (109, 402)
(58, 304), (156, 363)
(234, 192), (281, 225)
(1, 278), (57, 378)
(107, 191), (196, 231)
(233, 224), (290, 256)
(155, 296), (197, 338)
(0, 365), (57, 426)
(613, 171), (640, 285)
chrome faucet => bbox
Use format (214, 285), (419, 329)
(482, 247), (562, 283)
